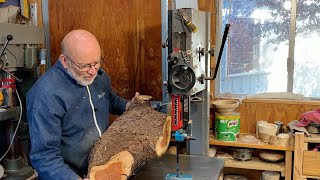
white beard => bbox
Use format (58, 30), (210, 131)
(76, 77), (95, 86)
(67, 69), (96, 86)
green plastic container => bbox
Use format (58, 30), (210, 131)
(215, 113), (240, 142)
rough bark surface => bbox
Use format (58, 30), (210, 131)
(88, 98), (171, 179)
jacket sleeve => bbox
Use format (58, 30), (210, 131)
(27, 107), (80, 180)
(108, 88), (129, 115)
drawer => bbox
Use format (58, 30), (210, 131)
(303, 150), (320, 176)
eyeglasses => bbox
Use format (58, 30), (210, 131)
(63, 54), (102, 72)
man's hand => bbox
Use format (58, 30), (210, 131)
(125, 92), (140, 110)
(133, 92), (140, 99)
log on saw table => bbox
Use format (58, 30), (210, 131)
(88, 95), (171, 180)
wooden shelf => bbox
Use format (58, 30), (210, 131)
(305, 134), (320, 143)
(209, 135), (294, 151)
(210, 98), (320, 106)
(213, 132), (293, 180)
(222, 157), (285, 172)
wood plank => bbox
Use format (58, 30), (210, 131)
(48, 0), (162, 100)
(48, 0), (218, 101)
(243, 102), (256, 133)
(284, 150), (292, 180)
(209, 135), (294, 151)
(223, 157), (285, 172)
(242, 98), (320, 105)
(293, 133), (304, 180)
(211, 98), (320, 105)
(302, 151), (320, 177)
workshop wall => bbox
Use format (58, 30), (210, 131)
(48, 0), (161, 100)
(238, 99), (320, 134)
(48, 0), (216, 100)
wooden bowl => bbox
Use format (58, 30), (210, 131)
(212, 100), (239, 114)
(259, 151), (284, 162)
(258, 123), (278, 135)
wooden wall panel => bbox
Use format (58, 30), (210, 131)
(48, 0), (216, 100)
(48, 0), (161, 100)
(238, 99), (320, 134)
(132, 1), (162, 99)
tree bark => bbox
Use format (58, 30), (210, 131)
(88, 98), (171, 180)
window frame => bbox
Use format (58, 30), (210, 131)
(215, 0), (298, 97)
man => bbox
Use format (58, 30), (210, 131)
(27, 30), (138, 180)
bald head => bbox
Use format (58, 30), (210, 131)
(61, 30), (101, 64)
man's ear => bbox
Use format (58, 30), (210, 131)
(59, 54), (68, 69)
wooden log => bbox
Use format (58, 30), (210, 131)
(88, 97), (171, 180)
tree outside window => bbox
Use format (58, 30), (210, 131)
(218, 0), (320, 97)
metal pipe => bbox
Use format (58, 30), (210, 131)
(42, 0), (51, 69)
(161, 0), (170, 103)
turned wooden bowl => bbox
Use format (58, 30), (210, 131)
(212, 100), (239, 114)
(258, 123), (278, 135)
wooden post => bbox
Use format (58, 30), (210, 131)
(285, 150), (292, 180)
(293, 132), (304, 180)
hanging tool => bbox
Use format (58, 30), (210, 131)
(177, 9), (197, 33)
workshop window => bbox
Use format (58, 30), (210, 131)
(217, 0), (320, 98)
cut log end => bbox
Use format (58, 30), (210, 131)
(155, 116), (172, 156)
(89, 151), (134, 180)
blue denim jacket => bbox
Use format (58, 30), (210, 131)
(27, 60), (128, 180)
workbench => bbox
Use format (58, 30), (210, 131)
(131, 154), (224, 180)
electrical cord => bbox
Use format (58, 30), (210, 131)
(86, 86), (102, 137)
(0, 88), (23, 162)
